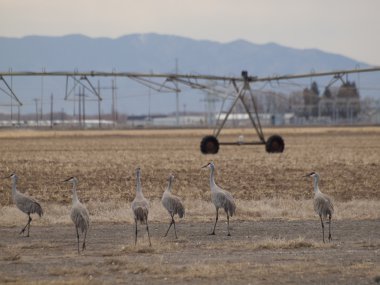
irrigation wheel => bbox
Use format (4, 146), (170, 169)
(265, 135), (285, 153)
(200, 135), (220, 154)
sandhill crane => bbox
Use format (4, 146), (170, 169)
(63, 177), (90, 254)
(304, 172), (334, 243)
(131, 167), (151, 246)
(161, 174), (185, 239)
(4, 173), (43, 237)
(202, 162), (236, 236)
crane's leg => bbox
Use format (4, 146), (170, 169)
(164, 217), (174, 237)
(27, 218), (31, 237)
(146, 219), (152, 247)
(134, 218), (138, 246)
(210, 208), (219, 235)
(227, 213), (231, 236)
(172, 216), (178, 239)
(20, 214), (32, 237)
(82, 229), (87, 251)
(319, 215), (325, 243)
(75, 227), (80, 254)
(328, 214), (332, 242)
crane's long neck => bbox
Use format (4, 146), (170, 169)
(166, 177), (173, 193)
(313, 175), (320, 193)
(72, 181), (79, 204)
(136, 170), (144, 197)
(209, 165), (216, 191)
(11, 177), (18, 197)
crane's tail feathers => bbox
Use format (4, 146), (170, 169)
(134, 207), (148, 224)
(31, 202), (44, 217)
(177, 206), (185, 219)
(73, 215), (89, 233)
(225, 200), (236, 217)
(79, 224), (89, 233)
(321, 210), (333, 220)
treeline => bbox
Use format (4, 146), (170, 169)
(301, 81), (360, 119)
(236, 80), (361, 120)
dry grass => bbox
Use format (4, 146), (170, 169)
(1, 197), (380, 226)
(0, 126), (379, 224)
(0, 279), (94, 285)
(143, 236), (334, 253)
(97, 255), (379, 282)
(247, 236), (331, 250)
(1, 127), (379, 204)
(0, 126), (379, 139)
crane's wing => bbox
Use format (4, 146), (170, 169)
(162, 193), (185, 218)
(131, 198), (149, 211)
(14, 192), (43, 217)
(71, 203), (90, 233)
(314, 193), (334, 217)
(214, 190), (236, 217)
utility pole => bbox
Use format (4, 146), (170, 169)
(97, 80), (101, 128)
(148, 88), (151, 122)
(112, 79), (116, 127)
(78, 90), (82, 127)
(97, 80), (115, 128)
(73, 85), (76, 118)
(175, 58), (179, 126)
(34, 98), (39, 127)
(50, 93), (54, 129)
(82, 87), (86, 128)
(113, 77), (119, 123)
(40, 70), (44, 121)
(17, 106), (20, 126)
(10, 68), (13, 123)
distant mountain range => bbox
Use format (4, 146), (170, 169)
(0, 34), (378, 115)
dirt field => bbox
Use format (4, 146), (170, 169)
(0, 220), (379, 284)
(0, 127), (379, 284)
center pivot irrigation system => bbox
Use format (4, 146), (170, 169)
(1, 66), (380, 154)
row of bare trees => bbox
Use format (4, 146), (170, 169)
(302, 81), (360, 119)
(236, 80), (362, 121)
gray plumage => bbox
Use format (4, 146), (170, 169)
(202, 162), (236, 236)
(5, 173), (43, 237)
(161, 174), (185, 238)
(305, 172), (334, 243)
(64, 177), (90, 254)
(131, 167), (151, 246)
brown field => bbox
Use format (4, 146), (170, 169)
(0, 127), (379, 284)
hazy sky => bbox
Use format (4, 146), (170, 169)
(1, 0), (380, 65)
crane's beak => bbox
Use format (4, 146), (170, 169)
(2, 174), (13, 179)
(62, 177), (73, 183)
(303, 172), (316, 178)
(201, 163), (209, 169)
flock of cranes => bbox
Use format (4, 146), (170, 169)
(3, 163), (334, 254)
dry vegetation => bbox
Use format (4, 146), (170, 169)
(1, 127), (380, 203)
(0, 126), (379, 223)
(0, 126), (379, 284)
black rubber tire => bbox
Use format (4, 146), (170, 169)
(200, 135), (220, 154)
(265, 135), (285, 153)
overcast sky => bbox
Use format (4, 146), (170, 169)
(1, 0), (380, 65)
